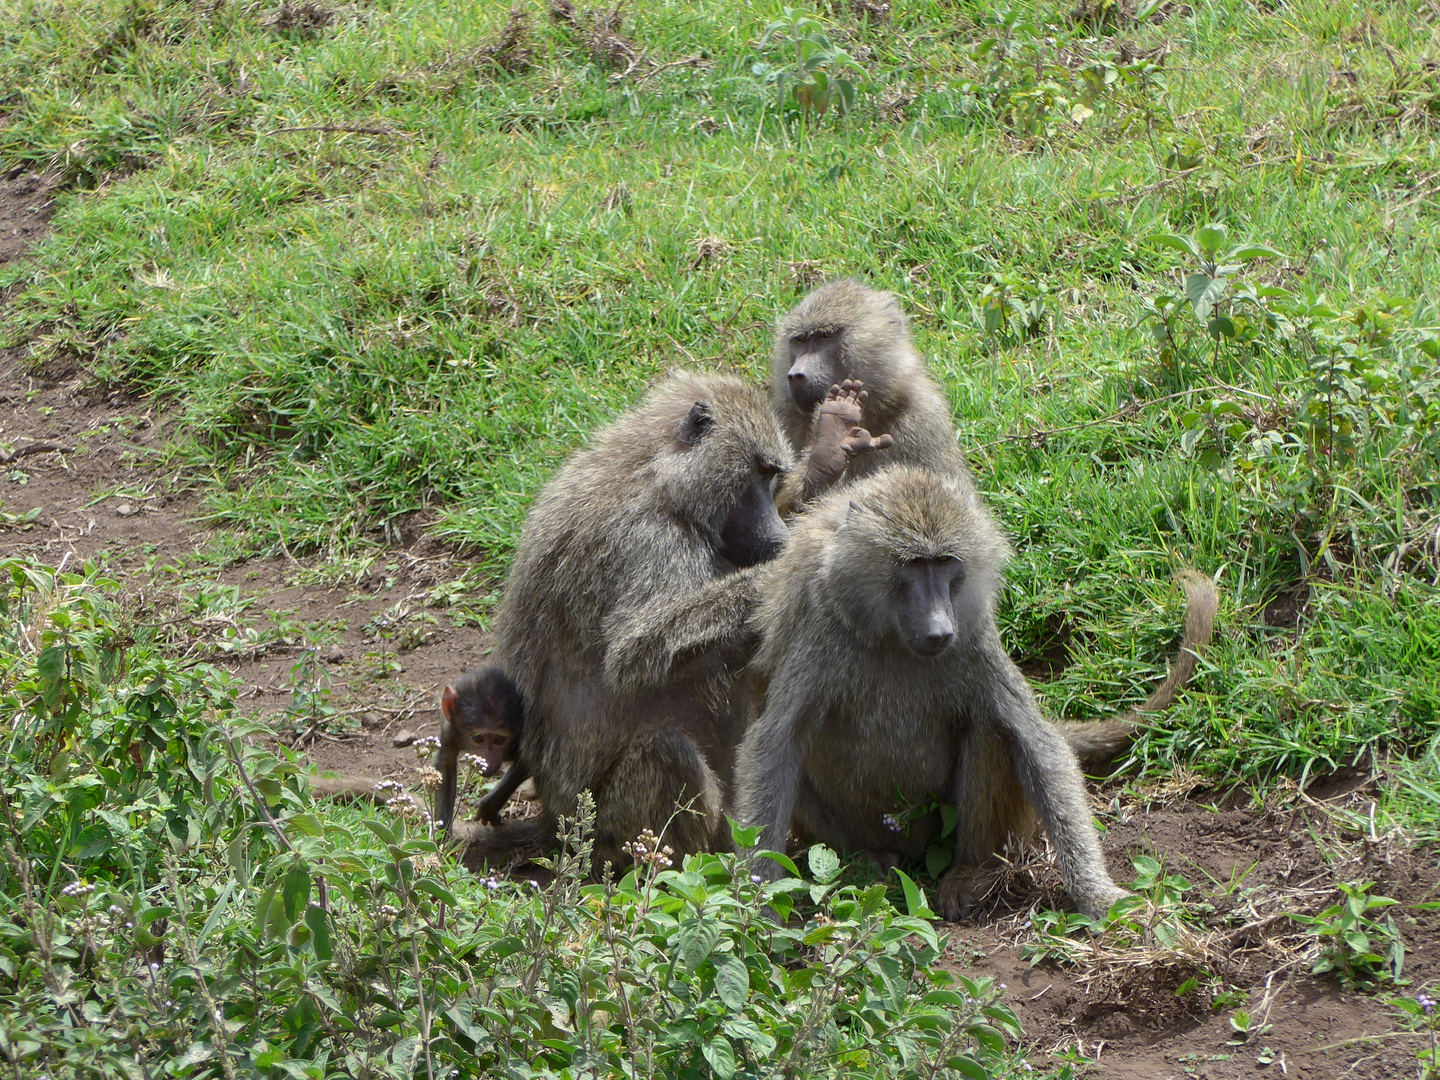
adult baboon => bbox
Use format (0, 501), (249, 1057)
(735, 466), (1217, 920)
(468, 372), (885, 868)
(774, 279), (969, 482)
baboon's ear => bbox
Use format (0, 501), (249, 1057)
(441, 685), (458, 720)
(836, 499), (864, 532)
(676, 401), (713, 447)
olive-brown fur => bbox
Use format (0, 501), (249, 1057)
(736, 466), (1215, 920)
(469, 373), (795, 869)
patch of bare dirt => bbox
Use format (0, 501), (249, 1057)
(0, 191), (491, 797)
(945, 794), (1440, 1079)
(0, 173), (57, 262)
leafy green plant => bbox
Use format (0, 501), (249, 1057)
(978, 273), (1058, 343)
(753, 8), (866, 122)
(1142, 222), (1286, 378)
(1290, 881), (1405, 990)
(283, 640), (342, 742)
(1024, 855), (1208, 966)
(955, 11), (1168, 139)
(1395, 990), (1440, 1078)
(1225, 1007), (1272, 1045)
(0, 557), (1029, 1078)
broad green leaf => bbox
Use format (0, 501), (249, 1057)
(36, 645), (65, 713)
(1208, 315), (1237, 339)
(679, 918), (721, 972)
(723, 1016), (776, 1056)
(412, 878), (458, 906)
(197, 882), (234, 947)
(702, 1036), (736, 1080)
(361, 818), (396, 847)
(1196, 223), (1229, 257)
(283, 813), (324, 839)
(282, 861), (311, 922)
(893, 869), (934, 919)
(1185, 273), (1229, 322)
(713, 954), (749, 1010)
(1148, 233), (1200, 259)
(304, 903), (332, 962)
(756, 850), (801, 878)
(946, 1054), (992, 1079)
(728, 819), (761, 850)
(1226, 243), (1284, 262)
(808, 844), (840, 884)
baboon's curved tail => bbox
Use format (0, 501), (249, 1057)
(1057, 570), (1219, 772)
(309, 773), (386, 801)
(456, 817), (557, 871)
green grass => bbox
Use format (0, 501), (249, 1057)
(2, 2), (1440, 1073)
(2, 1), (1439, 792)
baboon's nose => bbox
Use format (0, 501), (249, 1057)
(926, 629), (954, 650)
(787, 370), (806, 386)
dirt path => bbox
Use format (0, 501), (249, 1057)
(0, 173), (489, 789)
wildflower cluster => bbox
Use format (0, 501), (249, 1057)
(411, 735), (441, 761)
(622, 828), (674, 869)
(459, 752), (490, 772)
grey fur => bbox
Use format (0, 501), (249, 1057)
(772, 279), (970, 483)
(737, 466), (1132, 920)
(473, 372), (794, 868)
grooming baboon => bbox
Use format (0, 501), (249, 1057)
(774, 279), (969, 484)
(467, 372), (885, 869)
(433, 667), (526, 835)
(735, 466), (1217, 920)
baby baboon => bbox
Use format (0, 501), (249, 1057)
(736, 466), (1217, 920)
(470, 373), (820, 868)
(773, 279), (969, 483)
(433, 666), (526, 835)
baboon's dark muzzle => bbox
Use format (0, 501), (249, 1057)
(720, 476), (787, 568)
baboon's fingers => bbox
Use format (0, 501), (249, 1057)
(841, 428), (894, 458)
(936, 864), (1001, 922)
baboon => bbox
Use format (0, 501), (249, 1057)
(736, 466), (1217, 920)
(468, 372), (885, 868)
(433, 667), (526, 835)
(774, 279), (969, 483)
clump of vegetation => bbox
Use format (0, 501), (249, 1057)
(1290, 881), (1405, 991)
(0, 558), (1024, 1077)
(478, 6), (535, 75)
(752, 7), (868, 122)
